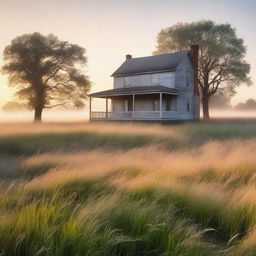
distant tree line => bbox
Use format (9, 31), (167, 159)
(209, 96), (256, 111)
(234, 98), (256, 111)
(209, 95), (256, 111)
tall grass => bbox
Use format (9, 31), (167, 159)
(1, 120), (256, 156)
(1, 120), (256, 255)
(0, 187), (216, 256)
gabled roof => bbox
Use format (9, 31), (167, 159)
(89, 86), (179, 98)
(112, 51), (190, 77)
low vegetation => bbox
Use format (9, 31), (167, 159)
(1, 120), (256, 255)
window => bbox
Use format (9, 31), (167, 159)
(187, 103), (190, 112)
(187, 98), (190, 112)
(186, 72), (192, 87)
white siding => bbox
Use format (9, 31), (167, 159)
(174, 55), (200, 120)
(175, 56), (194, 89)
(125, 74), (152, 87)
(152, 72), (175, 88)
(114, 77), (125, 88)
(110, 54), (200, 121)
(113, 72), (175, 89)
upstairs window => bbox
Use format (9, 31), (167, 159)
(186, 72), (192, 87)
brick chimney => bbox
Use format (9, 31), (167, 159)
(190, 45), (200, 96)
(126, 54), (132, 60)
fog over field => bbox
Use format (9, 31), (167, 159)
(0, 109), (255, 122)
(0, 110), (89, 122)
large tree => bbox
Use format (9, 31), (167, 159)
(154, 20), (251, 119)
(2, 32), (91, 121)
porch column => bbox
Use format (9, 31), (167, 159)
(160, 92), (162, 119)
(106, 98), (108, 119)
(89, 97), (91, 120)
(132, 94), (135, 119)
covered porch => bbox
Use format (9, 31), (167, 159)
(89, 86), (179, 121)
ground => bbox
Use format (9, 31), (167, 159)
(0, 120), (256, 256)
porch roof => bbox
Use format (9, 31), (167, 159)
(89, 86), (179, 98)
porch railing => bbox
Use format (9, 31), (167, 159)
(109, 111), (133, 120)
(91, 111), (177, 120)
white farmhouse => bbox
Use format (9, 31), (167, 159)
(89, 45), (200, 122)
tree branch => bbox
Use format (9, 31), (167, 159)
(209, 68), (223, 86)
(43, 67), (61, 86)
(44, 103), (66, 109)
(209, 76), (224, 95)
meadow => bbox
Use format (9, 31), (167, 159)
(1, 120), (256, 255)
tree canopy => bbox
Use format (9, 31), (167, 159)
(2, 32), (91, 121)
(154, 20), (251, 119)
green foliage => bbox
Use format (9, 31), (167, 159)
(0, 188), (215, 256)
(154, 20), (251, 118)
(1, 32), (91, 121)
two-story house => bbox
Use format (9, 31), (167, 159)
(89, 45), (200, 122)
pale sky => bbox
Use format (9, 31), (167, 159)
(0, 0), (255, 107)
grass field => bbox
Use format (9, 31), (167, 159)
(1, 120), (256, 255)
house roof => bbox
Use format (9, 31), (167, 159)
(112, 51), (190, 77)
(89, 86), (179, 98)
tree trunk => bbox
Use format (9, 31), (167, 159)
(202, 95), (210, 120)
(34, 107), (43, 122)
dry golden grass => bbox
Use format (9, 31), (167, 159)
(23, 139), (256, 188)
(0, 121), (183, 138)
(1, 121), (256, 255)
